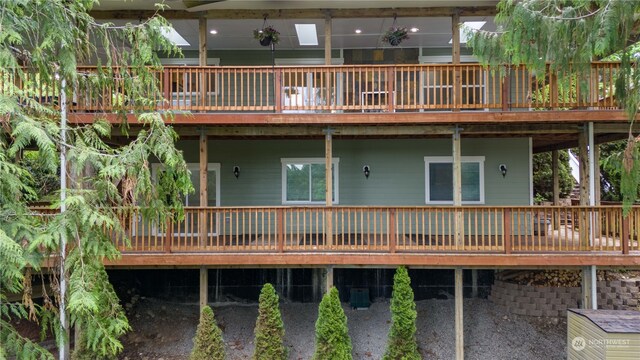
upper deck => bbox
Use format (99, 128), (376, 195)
(5, 62), (623, 122)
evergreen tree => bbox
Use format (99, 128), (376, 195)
(0, 0), (191, 358)
(190, 305), (225, 360)
(468, 0), (640, 210)
(313, 287), (352, 360)
(383, 266), (420, 360)
(253, 283), (287, 360)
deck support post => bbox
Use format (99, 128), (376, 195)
(452, 11), (461, 110)
(453, 126), (463, 248)
(198, 15), (207, 105)
(286, 268), (293, 300)
(199, 267), (208, 311)
(325, 266), (334, 293)
(312, 268), (321, 301)
(471, 269), (478, 298)
(552, 150), (560, 230)
(454, 267), (464, 360)
(199, 128), (208, 247)
(325, 129), (334, 248)
(581, 265), (597, 309)
(578, 126), (590, 248)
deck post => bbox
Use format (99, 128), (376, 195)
(389, 208), (397, 253)
(276, 208), (284, 252)
(622, 214), (630, 255)
(454, 267), (464, 360)
(325, 128), (334, 248)
(163, 68), (171, 109)
(199, 128), (208, 248)
(324, 14), (333, 106)
(452, 126), (463, 248)
(286, 268), (293, 300)
(581, 265), (597, 309)
(471, 269), (478, 298)
(578, 126), (590, 248)
(325, 266), (334, 293)
(552, 150), (560, 230)
(199, 267), (208, 311)
(198, 15), (207, 106)
(501, 68), (510, 111)
(451, 11), (461, 110)
(503, 208), (512, 254)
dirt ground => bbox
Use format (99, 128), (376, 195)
(118, 297), (567, 360)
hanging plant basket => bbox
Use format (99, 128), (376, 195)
(254, 26), (280, 47)
(382, 26), (409, 47)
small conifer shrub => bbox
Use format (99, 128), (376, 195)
(253, 283), (287, 360)
(313, 287), (352, 360)
(383, 266), (420, 360)
(190, 305), (225, 360)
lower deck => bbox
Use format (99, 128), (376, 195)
(108, 205), (640, 268)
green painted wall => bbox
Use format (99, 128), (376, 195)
(176, 137), (530, 206)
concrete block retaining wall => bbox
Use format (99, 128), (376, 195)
(489, 280), (640, 317)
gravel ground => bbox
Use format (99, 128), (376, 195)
(119, 298), (566, 360)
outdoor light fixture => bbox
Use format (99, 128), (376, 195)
(355, 29), (362, 34)
(209, 29), (218, 35)
(233, 166), (240, 178)
(363, 165), (371, 178)
(499, 164), (507, 178)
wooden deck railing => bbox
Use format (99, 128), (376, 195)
(1, 62), (620, 113)
(104, 205), (640, 255)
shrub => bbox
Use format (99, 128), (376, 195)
(190, 305), (225, 360)
(383, 266), (420, 360)
(253, 283), (287, 360)
(313, 287), (352, 360)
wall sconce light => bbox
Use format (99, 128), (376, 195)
(233, 166), (240, 179)
(499, 164), (507, 178)
(363, 165), (371, 178)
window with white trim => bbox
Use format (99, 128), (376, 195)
(281, 158), (339, 204)
(424, 156), (484, 204)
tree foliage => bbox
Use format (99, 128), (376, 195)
(253, 283), (287, 360)
(468, 0), (640, 211)
(190, 305), (225, 360)
(0, 0), (191, 358)
(313, 287), (352, 360)
(533, 151), (574, 202)
(383, 266), (420, 360)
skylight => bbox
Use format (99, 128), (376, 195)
(160, 26), (190, 47)
(295, 24), (318, 46)
(449, 21), (486, 44)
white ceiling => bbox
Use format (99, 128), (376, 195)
(97, 1), (497, 50)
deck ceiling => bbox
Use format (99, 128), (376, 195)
(92, 1), (498, 50)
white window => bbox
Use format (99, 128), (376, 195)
(424, 156), (484, 204)
(281, 158), (339, 204)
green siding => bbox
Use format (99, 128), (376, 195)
(177, 138), (530, 207)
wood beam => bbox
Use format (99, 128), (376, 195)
(453, 127), (462, 247)
(325, 129), (333, 248)
(198, 16), (207, 66)
(89, 7), (497, 20)
(324, 14), (332, 65)
(106, 253), (640, 267)
(455, 268), (464, 360)
(199, 267), (208, 310)
(199, 129), (208, 247)
(452, 12), (461, 111)
(69, 110), (638, 126)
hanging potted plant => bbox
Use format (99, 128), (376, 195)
(382, 26), (409, 46)
(253, 25), (280, 46)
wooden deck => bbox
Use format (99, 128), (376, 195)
(101, 205), (640, 268)
(3, 62), (620, 115)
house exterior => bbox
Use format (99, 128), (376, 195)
(22, 1), (640, 357)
